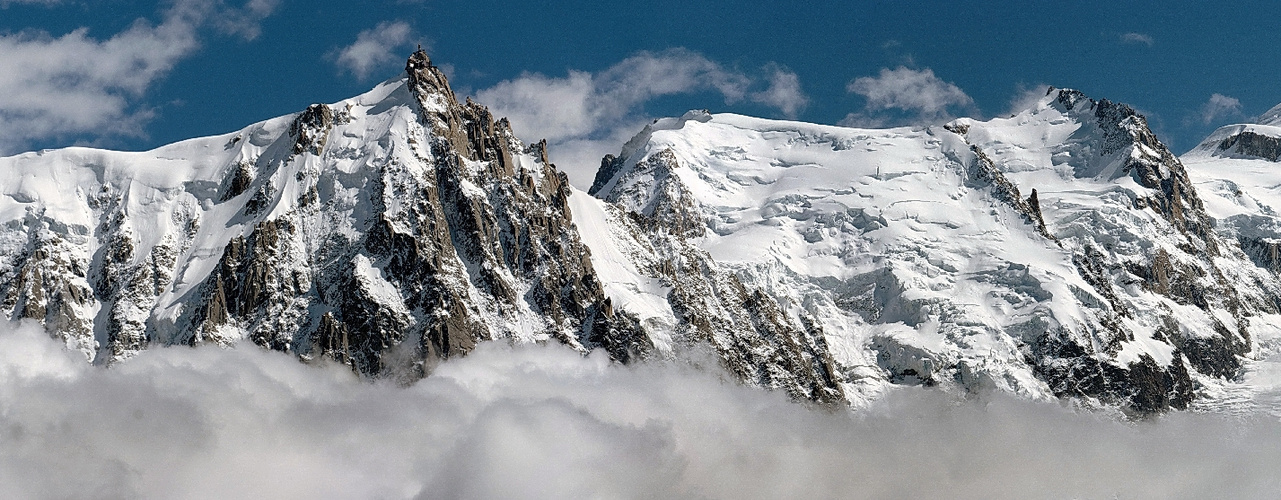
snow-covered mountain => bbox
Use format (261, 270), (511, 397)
(585, 89), (1281, 413)
(4, 51), (1281, 414)
(0, 50), (647, 378)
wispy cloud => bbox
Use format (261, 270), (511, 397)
(333, 21), (416, 80)
(1199, 93), (1243, 124)
(474, 49), (807, 187)
(1120, 32), (1154, 46)
(841, 67), (976, 127)
(752, 64), (808, 119)
(0, 0), (279, 154)
(207, 0), (280, 41)
(1005, 83), (1053, 116)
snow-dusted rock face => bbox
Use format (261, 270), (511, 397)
(0, 50), (647, 375)
(589, 90), (1281, 413)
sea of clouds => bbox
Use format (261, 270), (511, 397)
(1, 320), (1279, 499)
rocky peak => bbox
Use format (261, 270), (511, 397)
(290, 104), (334, 156)
(406, 48), (456, 106)
(1046, 88), (1215, 246)
(589, 109), (713, 197)
(0, 50), (651, 375)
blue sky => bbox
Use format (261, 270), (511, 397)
(2, 0), (1279, 186)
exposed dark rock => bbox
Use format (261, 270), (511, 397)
(1219, 131), (1281, 161)
(290, 104), (334, 156)
(589, 154), (626, 196)
(1030, 331), (1194, 415)
(221, 161), (255, 201)
(963, 145), (1056, 241)
(604, 148), (706, 239)
(1240, 235), (1281, 274)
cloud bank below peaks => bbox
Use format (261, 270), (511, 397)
(1, 322), (1280, 499)
(473, 48), (806, 188)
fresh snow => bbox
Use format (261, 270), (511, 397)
(568, 190), (677, 351)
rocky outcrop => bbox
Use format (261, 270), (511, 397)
(1218, 131), (1281, 161)
(0, 212), (97, 357)
(962, 144), (1055, 241)
(290, 104), (334, 156)
(590, 154), (626, 196)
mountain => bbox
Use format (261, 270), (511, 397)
(3, 51), (1280, 414)
(587, 90), (1281, 413)
(0, 50), (648, 379)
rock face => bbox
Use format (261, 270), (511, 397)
(0, 49), (643, 377)
(1218, 131), (1281, 162)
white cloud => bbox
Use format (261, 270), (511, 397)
(1200, 93), (1243, 124)
(208, 0), (280, 41)
(474, 49), (806, 188)
(752, 64), (808, 119)
(333, 21), (416, 80)
(0, 0), (278, 154)
(1121, 32), (1155, 46)
(476, 48), (752, 143)
(841, 67), (975, 127)
(1, 321), (1280, 498)
(476, 69), (599, 141)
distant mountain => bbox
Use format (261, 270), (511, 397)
(3, 52), (1280, 413)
